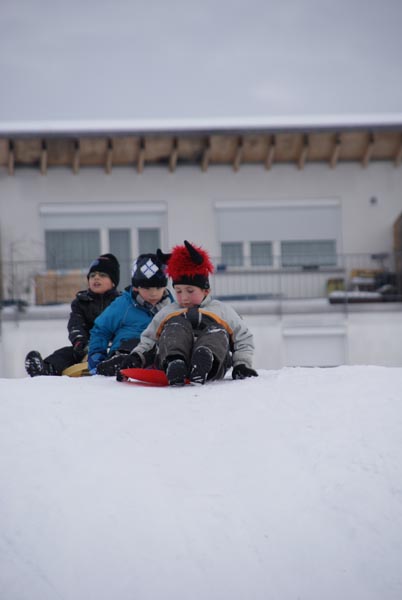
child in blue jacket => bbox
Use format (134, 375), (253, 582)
(88, 252), (173, 375)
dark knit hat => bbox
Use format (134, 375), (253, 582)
(87, 253), (120, 287)
(167, 240), (214, 289)
(131, 252), (168, 288)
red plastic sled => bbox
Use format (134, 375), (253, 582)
(121, 368), (169, 385)
(120, 368), (171, 386)
(121, 368), (192, 386)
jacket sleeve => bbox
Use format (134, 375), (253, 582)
(225, 305), (255, 368)
(88, 300), (124, 364)
(130, 309), (165, 358)
(68, 297), (90, 346)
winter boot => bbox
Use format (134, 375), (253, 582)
(166, 358), (188, 387)
(190, 346), (214, 385)
(25, 351), (56, 377)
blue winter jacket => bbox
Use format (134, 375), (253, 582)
(88, 289), (173, 370)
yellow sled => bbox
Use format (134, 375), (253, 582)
(62, 361), (90, 378)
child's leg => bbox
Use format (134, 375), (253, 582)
(25, 346), (74, 377)
(158, 316), (194, 369)
(192, 323), (230, 382)
(44, 347), (76, 375)
(116, 338), (140, 354)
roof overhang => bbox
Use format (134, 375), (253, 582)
(1, 113), (402, 138)
(1, 115), (402, 174)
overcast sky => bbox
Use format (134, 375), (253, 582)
(1, 0), (402, 124)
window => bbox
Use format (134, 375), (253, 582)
(109, 229), (131, 288)
(215, 199), (342, 270)
(138, 228), (160, 254)
(221, 242), (244, 267)
(250, 242), (273, 266)
(281, 240), (337, 268)
(41, 202), (166, 273)
(45, 230), (100, 270)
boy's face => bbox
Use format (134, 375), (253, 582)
(174, 284), (209, 308)
(88, 272), (114, 294)
(135, 286), (165, 306)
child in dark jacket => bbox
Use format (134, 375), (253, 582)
(118, 241), (258, 386)
(25, 253), (120, 377)
(89, 252), (173, 376)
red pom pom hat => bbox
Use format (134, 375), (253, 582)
(167, 241), (214, 289)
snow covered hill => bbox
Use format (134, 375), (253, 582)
(1, 367), (402, 600)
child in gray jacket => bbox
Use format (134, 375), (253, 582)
(118, 240), (258, 386)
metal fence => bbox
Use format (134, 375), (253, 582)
(0, 252), (401, 307)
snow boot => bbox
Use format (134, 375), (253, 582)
(190, 346), (214, 385)
(25, 351), (56, 377)
(166, 358), (187, 387)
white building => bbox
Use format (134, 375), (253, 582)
(1, 117), (402, 372)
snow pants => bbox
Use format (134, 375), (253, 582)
(45, 337), (140, 375)
(158, 309), (231, 381)
(44, 346), (77, 375)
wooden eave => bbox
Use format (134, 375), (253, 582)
(1, 128), (401, 174)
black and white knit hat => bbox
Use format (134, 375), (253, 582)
(131, 253), (168, 288)
(87, 253), (120, 287)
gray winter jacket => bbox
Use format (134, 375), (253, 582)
(133, 293), (255, 368)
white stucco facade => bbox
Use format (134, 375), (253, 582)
(1, 160), (401, 373)
(0, 162), (401, 264)
(1, 304), (401, 378)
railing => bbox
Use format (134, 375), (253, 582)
(0, 253), (401, 307)
(212, 252), (402, 301)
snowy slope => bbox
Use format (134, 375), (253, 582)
(1, 367), (402, 600)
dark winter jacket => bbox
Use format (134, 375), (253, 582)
(68, 288), (120, 347)
(88, 288), (173, 369)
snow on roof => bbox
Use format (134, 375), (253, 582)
(1, 113), (402, 137)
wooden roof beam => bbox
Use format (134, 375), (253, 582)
(40, 139), (47, 175)
(201, 137), (211, 172)
(362, 132), (375, 167)
(137, 137), (146, 173)
(298, 135), (309, 170)
(72, 139), (80, 174)
(394, 135), (402, 167)
(105, 138), (113, 174)
(330, 134), (341, 168)
(233, 136), (244, 172)
(169, 137), (178, 172)
(265, 135), (276, 170)
(8, 140), (14, 175)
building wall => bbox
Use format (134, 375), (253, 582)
(2, 162), (401, 375)
(2, 308), (401, 378)
(1, 162), (401, 265)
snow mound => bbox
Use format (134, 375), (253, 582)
(1, 367), (402, 600)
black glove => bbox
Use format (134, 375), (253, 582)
(96, 354), (126, 376)
(116, 352), (142, 381)
(73, 339), (88, 362)
(120, 352), (142, 370)
(232, 364), (258, 380)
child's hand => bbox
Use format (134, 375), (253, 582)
(88, 352), (104, 372)
(232, 364), (258, 380)
(97, 355), (125, 376)
(116, 352), (142, 381)
(120, 352), (142, 370)
(73, 339), (88, 362)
